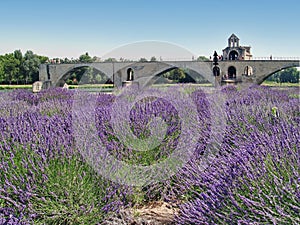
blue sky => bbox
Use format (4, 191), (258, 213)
(0, 0), (299, 59)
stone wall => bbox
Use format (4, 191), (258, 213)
(39, 60), (299, 88)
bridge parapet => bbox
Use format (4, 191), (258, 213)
(251, 56), (300, 61)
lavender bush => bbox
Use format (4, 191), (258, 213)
(176, 86), (299, 224)
(1, 86), (299, 224)
(95, 92), (181, 166)
(0, 89), (131, 224)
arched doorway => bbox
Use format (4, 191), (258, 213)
(244, 66), (253, 76)
(127, 68), (134, 81)
(229, 50), (239, 60)
(228, 66), (236, 79)
(213, 66), (220, 77)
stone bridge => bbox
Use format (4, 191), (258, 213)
(39, 60), (299, 88)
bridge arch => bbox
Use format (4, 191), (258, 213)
(113, 62), (176, 87)
(112, 61), (215, 87)
(151, 62), (214, 85)
(259, 65), (299, 84)
(55, 64), (112, 87)
(151, 67), (181, 84)
(151, 66), (209, 85)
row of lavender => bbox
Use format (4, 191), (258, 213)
(0, 89), (133, 224)
(176, 86), (299, 224)
(1, 85), (299, 224)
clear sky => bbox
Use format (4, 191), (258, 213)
(0, 0), (299, 60)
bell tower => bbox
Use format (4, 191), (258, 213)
(228, 34), (239, 47)
(222, 33), (252, 60)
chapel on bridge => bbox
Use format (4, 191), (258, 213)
(222, 34), (252, 60)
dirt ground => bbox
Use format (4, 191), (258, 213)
(103, 201), (179, 225)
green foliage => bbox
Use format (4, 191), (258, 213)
(1, 143), (120, 224)
(138, 58), (148, 62)
(197, 55), (210, 61)
(218, 152), (300, 223)
(0, 50), (48, 84)
(37, 55), (49, 64)
(79, 52), (94, 63)
(13, 49), (23, 61)
(2, 53), (20, 84)
(31, 157), (109, 224)
(267, 67), (299, 83)
(0, 84), (31, 90)
(162, 68), (186, 82)
(157, 68), (206, 84)
(23, 50), (41, 83)
(150, 56), (157, 62)
(104, 58), (117, 62)
(66, 67), (110, 85)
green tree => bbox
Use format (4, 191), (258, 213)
(79, 52), (93, 63)
(37, 55), (49, 64)
(13, 50), (25, 84)
(3, 53), (20, 84)
(268, 67), (299, 83)
(139, 58), (148, 62)
(279, 67), (299, 83)
(63, 57), (71, 64)
(80, 67), (94, 84)
(104, 58), (117, 62)
(150, 56), (157, 62)
(94, 74), (103, 84)
(0, 50), (49, 84)
(14, 49), (23, 62)
(0, 55), (6, 83)
(197, 56), (210, 61)
(163, 68), (186, 82)
(23, 50), (41, 84)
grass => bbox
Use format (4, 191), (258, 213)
(261, 80), (299, 87)
(0, 81), (297, 91)
(152, 83), (213, 87)
(69, 84), (114, 89)
(31, 156), (108, 224)
(0, 84), (32, 90)
(1, 144), (116, 224)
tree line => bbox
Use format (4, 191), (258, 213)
(0, 50), (48, 84)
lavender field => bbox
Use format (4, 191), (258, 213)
(0, 85), (299, 224)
